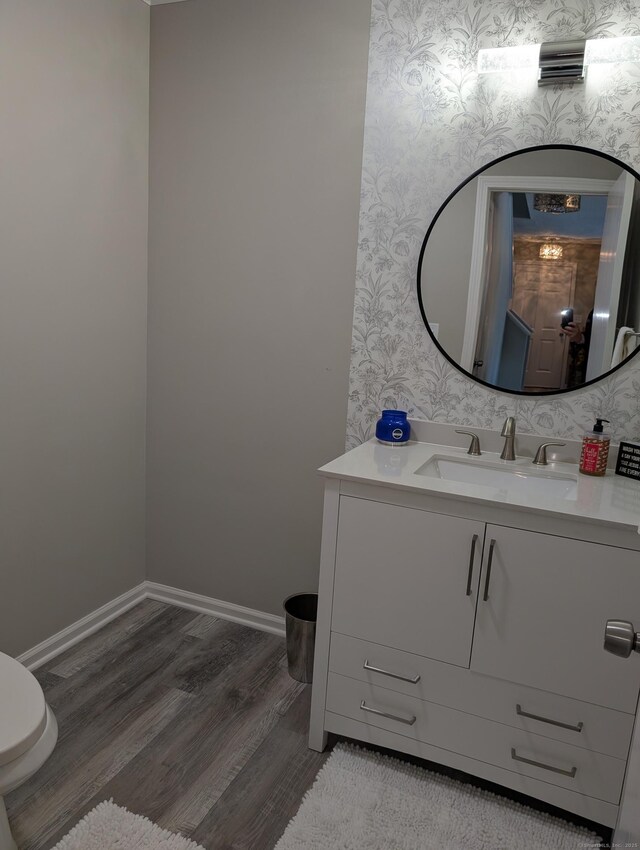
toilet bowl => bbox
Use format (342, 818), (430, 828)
(0, 653), (58, 850)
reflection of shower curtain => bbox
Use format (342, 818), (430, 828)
(617, 182), (640, 331)
(476, 193), (514, 385)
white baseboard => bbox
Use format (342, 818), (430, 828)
(17, 581), (286, 670)
(145, 581), (286, 638)
(17, 583), (147, 671)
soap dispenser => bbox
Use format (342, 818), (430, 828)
(579, 418), (611, 476)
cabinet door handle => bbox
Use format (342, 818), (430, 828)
(483, 539), (496, 602)
(510, 747), (577, 778)
(363, 660), (420, 684)
(360, 700), (417, 726)
(466, 534), (479, 596)
(516, 704), (583, 733)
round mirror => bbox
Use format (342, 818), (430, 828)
(417, 145), (640, 395)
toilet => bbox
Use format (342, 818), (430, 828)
(0, 653), (58, 850)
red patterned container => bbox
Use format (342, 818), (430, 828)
(579, 419), (610, 477)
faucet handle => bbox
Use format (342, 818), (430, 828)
(501, 416), (516, 437)
(455, 430), (482, 456)
(532, 442), (566, 466)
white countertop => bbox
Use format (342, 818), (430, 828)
(319, 439), (640, 532)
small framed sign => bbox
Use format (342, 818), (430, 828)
(615, 441), (640, 480)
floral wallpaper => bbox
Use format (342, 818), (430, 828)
(347, 0), (640, 448)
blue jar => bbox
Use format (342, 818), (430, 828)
(375, 410), (410, 446)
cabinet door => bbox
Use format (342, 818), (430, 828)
(331, 497), (484, 667)
(471, 525), (640, 712)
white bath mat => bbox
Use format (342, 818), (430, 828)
(51, 800), (205, 850)
(274, 743), (604, 850)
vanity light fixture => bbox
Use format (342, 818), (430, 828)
(540, 243), (563, 260)
(477, 35), (640, 86)
(534, 193), (581, 213)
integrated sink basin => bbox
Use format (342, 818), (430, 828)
(415, 455), (578, 501)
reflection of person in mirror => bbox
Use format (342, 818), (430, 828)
(562, 310), (592, 386)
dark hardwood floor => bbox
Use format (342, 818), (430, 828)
(6, 601), (330, 850)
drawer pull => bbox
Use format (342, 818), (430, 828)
(360, 700), (417, 726)
(466, 534), (479, 596)
(483, 539), (496, 601)
(510, 747), (577, 778)
(363, 660), (421, 684)
(516, 704), (584, 733)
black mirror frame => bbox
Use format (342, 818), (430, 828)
(416, 143), (640, 396)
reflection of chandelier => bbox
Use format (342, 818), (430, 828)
(534, 193), (581, 213)
(540, 243), (563, 259)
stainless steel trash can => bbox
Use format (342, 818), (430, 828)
(283, 593), (318, 683)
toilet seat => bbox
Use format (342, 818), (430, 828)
(0, 653), (47, 768)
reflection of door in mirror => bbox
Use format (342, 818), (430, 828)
(470, 179), (610, 392)
(473, 192), (513, 385)
(511, 261), (576, 390)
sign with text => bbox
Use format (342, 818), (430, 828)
(615, 441), (640, 481)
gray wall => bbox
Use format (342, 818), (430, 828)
(0, 1), (150, 656)
(147, 0), (370, 612)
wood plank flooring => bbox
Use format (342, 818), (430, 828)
(6, 601), (330, 850)
(7, 600), (613, 849)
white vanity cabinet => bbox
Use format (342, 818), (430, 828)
(310, 475), (640, 828)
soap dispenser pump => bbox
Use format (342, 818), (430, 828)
(579, 418), (611, 476)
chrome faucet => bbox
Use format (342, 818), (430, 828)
(500, 417), (516, 461)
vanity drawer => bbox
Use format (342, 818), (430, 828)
(329, 632), (634, 759)
(326, 673), (626, 804)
